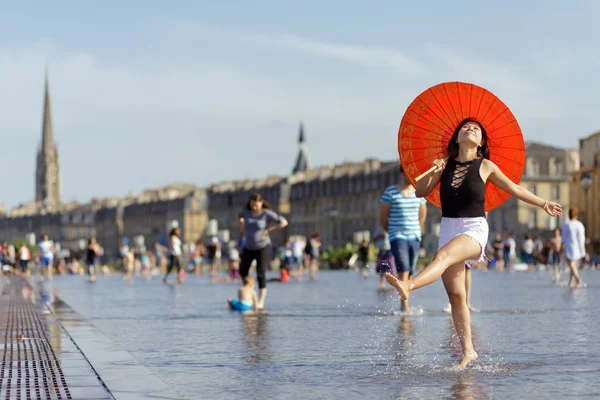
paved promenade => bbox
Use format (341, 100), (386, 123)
(0, 276), (180, 400)
(0, 276), (112, 399)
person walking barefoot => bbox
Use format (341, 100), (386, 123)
(238, 193), (288, 309)
(561, 207), (585, 288)
(386, 119), (562, 367)
(379, 166), (427, 311)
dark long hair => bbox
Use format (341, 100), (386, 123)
(245, 192), (271, 210)
(447, 118), (490, 161)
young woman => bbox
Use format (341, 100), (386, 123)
(238, 193), (288, 309)
(308, 232), (321, 281)
(86, 237), (100, 282)
(386, 118), (562, 367)
(163, 228), (184, 284)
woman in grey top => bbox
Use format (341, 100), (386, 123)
(238, 193), (288, 309)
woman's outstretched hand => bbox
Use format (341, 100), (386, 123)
(543, 201), (562, 216)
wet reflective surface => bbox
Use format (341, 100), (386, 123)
(0, 277), (112, 400)
(47, 270), (600, 399)
(42, 294), (180, 400)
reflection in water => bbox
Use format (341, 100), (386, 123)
(242, 313), (271, 364)
(397, 315), (414, 350)
(381, 314), (415, 370)
(35, 279), (63, 350)
(37, 279), (56, 306)
(449, 374), (491, 400)
(441, 318), (491, 399)
(44, 271), (600, 399)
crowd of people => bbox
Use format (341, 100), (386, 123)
(0, 122), (593, 369)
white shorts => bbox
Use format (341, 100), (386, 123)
(438, 217), (489, 267)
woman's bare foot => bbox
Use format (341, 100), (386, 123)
(458, 351), (478, 368)
(384, 273), (411, 300)
(468, 305), (479, 313)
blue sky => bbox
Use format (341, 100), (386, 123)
(0, 1), (599, 208)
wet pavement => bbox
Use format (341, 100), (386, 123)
(0, 276), (111, 400)
(0, 277), (179, 400)
(47, 296), (180, 400)
(46, 270), (600, 399)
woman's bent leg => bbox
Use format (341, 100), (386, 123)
(386, 235), (481, 300)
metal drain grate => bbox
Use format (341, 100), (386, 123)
(0, 279), (72, 400)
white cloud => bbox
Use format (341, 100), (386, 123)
(242, 32), (427, 77)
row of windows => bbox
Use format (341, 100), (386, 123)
(527, 212), (563, 230)
(209, 188), (281, 209)
(289, 217), (377, 245)
(290, 195), (380, 218)
(290, 172), (399, 200)
(203, 171), (402, 208)
(61, 227), (96, 240)
(61, 213), (95, 224)
(488, 208), (564, 233)
(528, 184), (561, 200)
(0, 219), (61, 229)
(526, 157), (564, 177)
(124, 200), (185, 217)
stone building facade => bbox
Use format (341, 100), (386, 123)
(288, 159), (391, 246)
(571, 131), (600, 249)
(121, 185), (209, 254)
(286, 159), (442, 250)
(94, 201), (127, 261)
(0, 87), (582, 261)
(487, 142), (575, 242)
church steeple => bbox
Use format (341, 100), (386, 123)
(41, 69), (54, 151)
(292, 122), (310, 174)
(298, 123), (305, 144)
(35, 70), (61, 210)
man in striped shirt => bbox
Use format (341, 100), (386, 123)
(379, 166), (427, 311)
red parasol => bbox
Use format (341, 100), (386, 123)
(398, 81), (525, 211)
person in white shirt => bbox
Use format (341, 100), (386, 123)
(561, 207), (586, 288)
(163, 228), (184, 284)
(38, 235), (55, 279)
(522, 234), (535, 268)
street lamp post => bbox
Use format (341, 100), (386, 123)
(581, 172), (593, 232)
(326, 207), (339, 247)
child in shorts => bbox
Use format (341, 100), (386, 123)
(228, 277), (258, 312)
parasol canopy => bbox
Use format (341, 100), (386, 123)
(398, 81), (525, 211)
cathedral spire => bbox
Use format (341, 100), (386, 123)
(298, 122), (305, 144)
(292, 122), (310, 174)
(41, 68), (54, 151)
(36, 70), (61, 209)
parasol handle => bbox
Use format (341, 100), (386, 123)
(414, 158), (448, 182)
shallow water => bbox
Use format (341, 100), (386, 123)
(45, 269), (600, 399)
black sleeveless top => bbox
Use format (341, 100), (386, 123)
(86, 247), (96, 263)
(440, 158), (486, 218)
